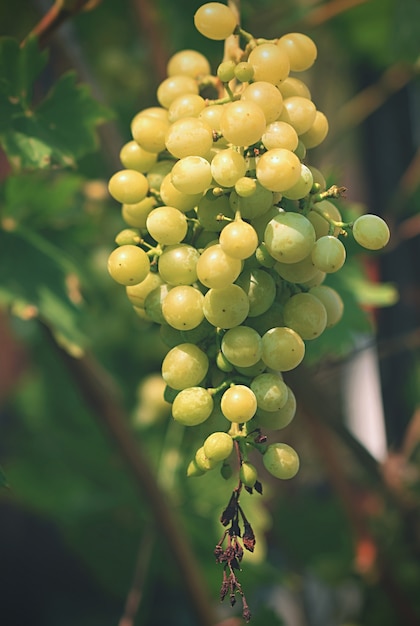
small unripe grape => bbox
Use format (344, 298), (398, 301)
(234, 61), (254, 82)
(195, 445), (218, 471)
(235, 177), (257, 197)
(263, 442), (299, 479)
(220, 384), (257, 423)
(352, 214), (390, 250)
(240, 461), (258, 487)
(107, 245), (150, 286)
(217, 60), (236, 82)
(194, 2), (237, 40)
(203, 432), (234, 462)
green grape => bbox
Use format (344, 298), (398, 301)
(263, 442), (299, 479)
(195, 445), (218, 471)
(262, 121), (299, 151)
(167, 49), (211, 79)
(308, 166), (326, 191)
(219, 219), (259, 260)
(221, 326), (262, 367)
(220, 384), (257, 423)
(217, 350), (235, 372)
(160, 173), (204, 213)
(162, 285), (204, 330)
(194, 2), (237, 40)
(165, 117), (213, 158)
(171, 156), (213, 194)
(234, 61), (254, 82)
(300, 110), (329, 149)
(160, 318), (213, 348)
(122, 196), (157, 228)
(250, 372), (288, 411)
(203, 284), (250, 328)
(256, 149), (301, 192)
(264, 211), (316, 263)
(203, 431), (234, 462)
(253, 386), (296, 430)
(187, 459), (205, 477)
(240, 461), (258, 487)
(199, 104), (224, 133)
(146, 206), (188, 245)
(131, 113), (170, 153)
(107, 245), (150, 286)
(311, 235), (346, 273)
(282, 163), (314, 200)
(274, 254), (318, 284)
(126, 271), (164, 308)
(210, 148), (247, 188)
(283, 292), (327, 340)
(234, 359), (267, 377)
(241, 81), (284, 124)
(196, 244), (241, 288)
(234, 177), (257, 197)
(251, 206), (281, 241)
(108, 169), (149, 204)
(161, 343), (209, 390)
(196, 192), (234, 231)
(235, 268), (276, 317)
(278, 96), (317, 135)
(307, 200), (342, 238)
(352, 214), (390, 250)
(172, 387), (214, 425)
(309, 285), (344, 327)
(115, 228), (141, 246)
(157, 75), (199, 109)
(144, 284), (172, 324)
(220, 100), (266, 147)
(168, 94), (206, 122)
(229, 182), (274, 219)
(248, 43), (290, 85)
(158, 244), (200, 285)
(245, 301), (284, 336)
(261, 326), (305, 371)
(119, 141), (158, 172)
(276, 32), (317, 72)
(217, 60), (236, 82)
(278, 76), (311, 99)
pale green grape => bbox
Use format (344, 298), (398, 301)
(158, 244), (200, 285)
(282, 163), (314, 200)
(171, 156), (213, 194)
(283, 292), (327, 340)
(253, 386), (296, 430)
(308, 166), (326, 191)
(165, 117), (213, 158)
(168, 94), (206, 122)
(160, 173), (203, 213)
(167, 49), (211, 78)
(157, 75), (199, 109)
(210, 148), (247, 188)
(160, 318), (213, 348)
(194, 2), (237, 40)
(220, 384), (257, 423)
(172, 387), (214, 425)
(196, 244), (241, 288)
(276, 32), (317, 72)
(241, 81), (284, 123)
(162, 285), (204, 330)
(262, 121), (299, 151)
(108, 169), (149, 204)
(187, 459), (205, 477)
(229, 182), (274, 219)
(250, 372), (288, 411)
(235, 268), (276, 317)
(251, 206), (281, 241)
(121, 196), (157, 228)
(126, 271), (164, 308)
(307, 200), (342, 238)
(203, 284), (250, 328)
(309, 285), (344, 327)
(234, 61), (254, 82)
(278, 76), (311, 99)
(221, 326), (262, 367)
(195, 445), (218, 471)
(245, 301), (284, 336)
(274, 254), (318, 284)
(203, 431), (234, 462)
(263, 442), (299, 479)
(300, 110), (329, 149)
(234, 359), (267, 377)
(219, 219), (258, 259)
(220, 100), (266, 146)
(240, 462), (258, 487)
(256, 149), (301, 192)
(161, 343), (209, 390)
(131, 114), (170, 153)
(119, 141), (158, 172)
(264, 211), (316, 263)
(196, 192), (234, 231)
(146, 206), (188, 245)
(278, 96), (317, 135)
(352, 214), (390, 250)
(107, 245), (150, 286)
(248, 43), (290, 84)
(144, 284), (172, 324)
(261, 326), (305, 371)
(311, 235), (346, 273)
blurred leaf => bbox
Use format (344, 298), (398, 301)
(0, 465), (8, 488)
(0, 36), (47, 104)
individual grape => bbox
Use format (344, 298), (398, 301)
(251, 206), (281, 241)
(262, 121), (299, 151)
(134, 106), (169, 120)
(308, 166), (326, 191)
(300, 269), (326, 289)
(203, 431), (234, 462)
(195, 445), (218, 471)
(160, 318), (213, 348)
(165, 117), (213, 158)
(300, 110), (329, 149)
(107, 244), (150, 286)
(278, 76), (311, 99)
(220, 100), (266, 147)
(282, 163), (314, 200)
(168, 93), (206, 122)
(196, 243), (241, 288)
(167, 49), (211, 78)
(235, 359), (267, 377)
(234, 61), (254, 82)
(131, 114), (170, 153)
(196, 192), (234, 231)
(294, 139), (306, 161)
(115, 228), (141, 247)
(210, 148), (247, 188)
(194, 2), (237, 40)
(264, 211), (316, 263)
(263, 443), (299, 479)
(171, 156), (213, 194)
(261, 326), (305, 371)
(250, 372), (288, 411)
(108, 169), (149, 204)
(253, 386), (296, 430)
(352, 214), (390, 250)
(172, 387), (214, 425)
(160, 173), (203, 212)
(146, 206), (188, 245)
(161, 343), (209, 390)
(203, 284), (250, 328)
(221, 326), (262, 367)
(240, 462), (258, 487)
(144, 284), (172, 324)
(220, 384), (257, 423)
(245, 301), (285, 336)
(276, 33), (317, 72)
(187, 459), (205, 477)
(311, 235), (346, 273)
(278, 96), (317, 135)
(241, 81), (283, 123)
(274, 254), (318, 284)
(157, 75), (199, 109)
(217, 60), (236, 82)
(199, 104), (225, 132)
(235, 268), (276, 317)
(307, 200), (342, 238)
(309, 285), (344, 327)
(158, 244), (200, 285)
(248, 43), (290, 84)
(119, 141), (158, 172)
(162, 285), (204, 330)
(121, 196), (157, 228)
(229, 182), (274, 219)
(146, 160), (174, 191)
(126, 271), (164, 308)
(219, 219), (258, 259)
(283, 292), (327, 340)
(234, 177), (257, 197)
(256, 148), (301, 192)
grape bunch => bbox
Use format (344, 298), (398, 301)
(106, 2), (390, 619)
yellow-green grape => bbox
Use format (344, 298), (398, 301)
(278, 76), (311, 99)
(307, 200), (342, 238)
(234, 177), (257, 198)
(235, 359), (267, 377)
(158, 244), (200, 285)
(262, 121), (299, 151)
(165, 117), (213, 158)
(171, 156), (213, 194)
(245, 301), (285, 336)
(162, 285), (204, 330)
(168, 94), (206, 122)
(119, 141), (158, 172)
(251, 206), (281, 241)
(256, 149), (301, 192)
(248, 43), (290, 84)
(157, 75), (199, 109)
(126, 271), (164, 308)
(250, 372), (288, 411)
(276, 32), (317, 72)
(187, 458), (205, 477)
(293, 139), (306, 161)
(240, 461), (258, 488)
(219, 219), (258, 260)
(217, 350), (235, 372)
(199, 104), (224, 133)
(161, 343), (209, 390)
(107, 245), (150, 286)
(308, 166), (326, 191)
(264, 211), (316, 263)
(352, 214), (390, 250)
(108, 169), (149, 204)
(253, 386), (296, 430)
(195, 445), (218, 471)
(220, 100), (266, 147)
(144, 284), (171, 324)
(221, 326), (262, 368)
(122, 196), (157, 228)
(160, 173), (204, 213)
(283, 292), (327, 340)
(311, 235), (346, 273)
(241, 81), (284, 124)
(235, 268), (277, 317)
(261, 326), (305, 371)
(229, 182), (274, 219)
(194, 2), (237, 40)
(210, 148), (247, 188)
(220, 384), (258, 423)
(115, 228), (141, 246)
(160, 319), (213, 348)
(203, 431), (234, 462)
(196, 192), (234, 232)
(263, 442), (299, 479)
(146, 206), (188, 245)
(234, 61), (254, 82)
(300, 110), (329, 149)
(146, 160), (174, 190)
(274, 254), (318, 284)
(278, 96), (317, 135)
(217, 60), (236, 82)
(309, 285), (344, 327)
(203, 284), (250, 328)
(172, 387), (214, 426)
(167, 49), (211, 78)
(282, 163), (314, 200)
(196, 243), (241, 288)
(131, 113), (170, 153)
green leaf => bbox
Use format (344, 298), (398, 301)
(0, 36), (47, 104)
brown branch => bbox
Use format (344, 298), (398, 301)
(131, 0), (169, 84)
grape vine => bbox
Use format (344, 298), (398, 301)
(106, 2), (390, 620)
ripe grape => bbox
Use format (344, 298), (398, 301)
(172, 387), (214, 425)
(219, 219), (258, 259)
(263, 443), (300, 479)
(220, 100), (267, 147)
(203, 432), (234, 462)
(220, 384), (258, 423)
(221, 326), (262, 368)
(352, 214), (390, 250)
(261, 326), (305, 371)
(196, 243), (241, 288)
(256, 148), (301, 192)
(203, 284), (250, 328)
(161, 343), (209, 390)
(194, 2), (237, 40)
(146, 206), (188, 245)
(250, 372), (288, 411)
(276, 33), (317, 72)
(162, 285), (204, 330)
(283, 292), (327, 340)
(264, 211), (316, 263)
(107, 245), (150, 286)
(108, 169), (149, 204)
(158, 244), (200, 285)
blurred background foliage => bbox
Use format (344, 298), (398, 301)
(0, 1), (420, 625)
